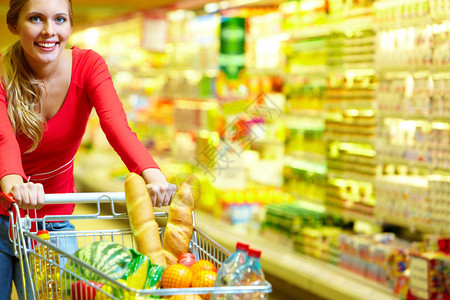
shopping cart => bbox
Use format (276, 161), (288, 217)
(1, 192), (272, 299)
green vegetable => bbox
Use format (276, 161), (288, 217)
(64, 241), (133, 283)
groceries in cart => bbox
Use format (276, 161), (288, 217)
(8, 172), (272, 299)
(213, 243), (268, 300)
(31, 230), (63, 299)
(161, 259), (218, 289)
(62, 240), (164, 299)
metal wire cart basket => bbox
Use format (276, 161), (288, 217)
(1, 192), (272, 299)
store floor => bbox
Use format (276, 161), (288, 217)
(12, 202), (323, 300)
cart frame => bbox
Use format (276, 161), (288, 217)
(3, 192), (272, 299)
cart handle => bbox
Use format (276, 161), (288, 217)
(0, 192), (15, 211)
(43, 192), (126, 204)
(2, 192), (194, 224)
(4, 192), (191, 222)
(1, 192), (126, 207)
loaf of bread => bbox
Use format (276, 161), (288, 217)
(163, 183), (195, 265)
(125, 172), (167, 268)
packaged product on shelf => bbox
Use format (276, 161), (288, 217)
(220, 193), (262, 227)
(297, 227), (342, 263)
(408, 251), (450, 300)
(339, 232), (414, 292)
(218, 187), (292, 230)
(262, 201), (325, 249)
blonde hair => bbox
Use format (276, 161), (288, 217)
(2, 41), (43, 152)
(1, 0), (74, 152)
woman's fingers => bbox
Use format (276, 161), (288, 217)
(35, 184), (45, 209)
(147, 183), (178, 207)
(10, 182), (45, 209)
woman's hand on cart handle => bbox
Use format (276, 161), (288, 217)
(6, 182), (45, 210)
(141, 168), (177, 207)
(147, 182), (178, 207)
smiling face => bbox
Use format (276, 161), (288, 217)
(8, 0), (73, 67)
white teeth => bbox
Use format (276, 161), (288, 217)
(37, 43), (56, 48)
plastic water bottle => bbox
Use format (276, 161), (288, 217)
(32, 230), (62, 300)
(229, 248), (267, 300)
(213, 242), (249, 300)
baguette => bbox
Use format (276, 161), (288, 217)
(163, 183), (195, 265)
(125, 172), (167, 268)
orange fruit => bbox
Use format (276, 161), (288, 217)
(161, 264), (193, 289)
(168, 295), (202, 300)
(190, 260), (217, 275)
(191, 270), (217, 288)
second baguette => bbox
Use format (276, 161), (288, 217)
(162, 183), (195, 265)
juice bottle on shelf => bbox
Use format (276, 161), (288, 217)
(213, 242), (249, 300)
(229, 248), (267, 300)
(32, 230), (61, 300)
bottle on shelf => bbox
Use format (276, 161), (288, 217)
(229, 248), (267, 300)
(32, 230), (61, 300)
(213, 242), (249, 300)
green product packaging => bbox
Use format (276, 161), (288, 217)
(219, 17), (246, 80)
(122, 248), (164, 290)
(144, 264), (165, 289)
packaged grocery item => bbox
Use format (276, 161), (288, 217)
(229, 248), (267, 300)
(32, 230), (62, 300)
(408, 252), (450, 300)
(213, 242), (249, 300)
(122, 248), (164, 289)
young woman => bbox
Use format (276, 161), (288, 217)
(0, 0), (177, 298)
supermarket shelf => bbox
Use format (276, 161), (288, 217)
(285, 109), (327, 119)
(284, 156), (327, 174)
(376, 154), (433, 170)
(376, 65), (450, 74)
(377, 213), (450, 236)
(195, 211), (398, 300)
(287, 15), (374, 40)
(325, 206), (376, 225)
(327, 171), (376, 184)
(374, 16), (435, 31)
(324, 135), (376, 145)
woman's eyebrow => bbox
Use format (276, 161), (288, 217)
(25, 11), (69, 16)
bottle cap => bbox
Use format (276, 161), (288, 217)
(37, 230), (50, 239)
(236, 242), (249, 252)
(248, 248), (261, 258)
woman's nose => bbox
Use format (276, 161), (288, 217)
(41, 21), (56, 36)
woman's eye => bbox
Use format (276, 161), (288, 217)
(55, 17), (66, 24)
(30, 16), (41, 22)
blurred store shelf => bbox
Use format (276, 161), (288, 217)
(195, 211), (398, 300)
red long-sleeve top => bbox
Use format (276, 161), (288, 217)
(0, 46), (159, 217)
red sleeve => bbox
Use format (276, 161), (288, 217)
(80, 50), (160, 174)
(0, 84), (27, 184)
